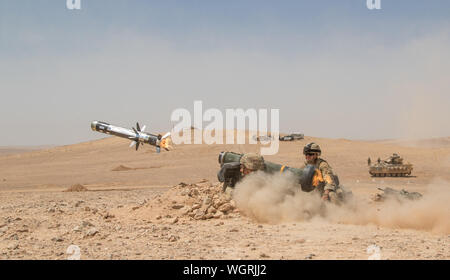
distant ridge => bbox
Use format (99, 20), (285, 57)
(0, 145), (54, 156)
(372, 137), (450, 148)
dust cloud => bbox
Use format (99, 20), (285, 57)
(233, 172), (324, 223)
(233, 173), (450, 234)
(328, 180), (450, 234)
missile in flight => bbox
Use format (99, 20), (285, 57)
(91, 121), (171, 152)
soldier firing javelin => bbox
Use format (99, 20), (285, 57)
(302, 142), (339, 202)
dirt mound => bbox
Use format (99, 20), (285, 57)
(111, 165), (133, 171)
(131, 179), (238, 221)
(111, 165), (162, 171)
(64, 184), (88, 192)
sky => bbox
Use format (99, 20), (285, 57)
(1, 0), (450, 145)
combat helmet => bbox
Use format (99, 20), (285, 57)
(240, 153), (265, 171)
(303, 142), (321, 155)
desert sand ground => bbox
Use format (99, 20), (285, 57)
(0, 134), (449, 260)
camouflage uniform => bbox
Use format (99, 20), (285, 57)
(240, 153), (265, 172)
(303, 158), (337, 194)
(220, 153), (265, 195)
(302, 142), (344, 203)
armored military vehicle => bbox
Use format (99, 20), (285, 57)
(369, 153), (413, 177)
(279, 133), (304, 141)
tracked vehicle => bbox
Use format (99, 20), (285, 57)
(369, 153), (413, 177)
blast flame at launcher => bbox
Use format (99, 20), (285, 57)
(91, 121), (172, 153)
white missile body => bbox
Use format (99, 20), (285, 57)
(91, 121), (170, 152)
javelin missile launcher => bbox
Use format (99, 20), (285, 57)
(91, 121), (171, 152)
(217, 151), (319, 191)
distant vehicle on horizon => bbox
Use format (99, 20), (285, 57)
(279, 133), (304, 141)
(252, 135), (275, 142)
